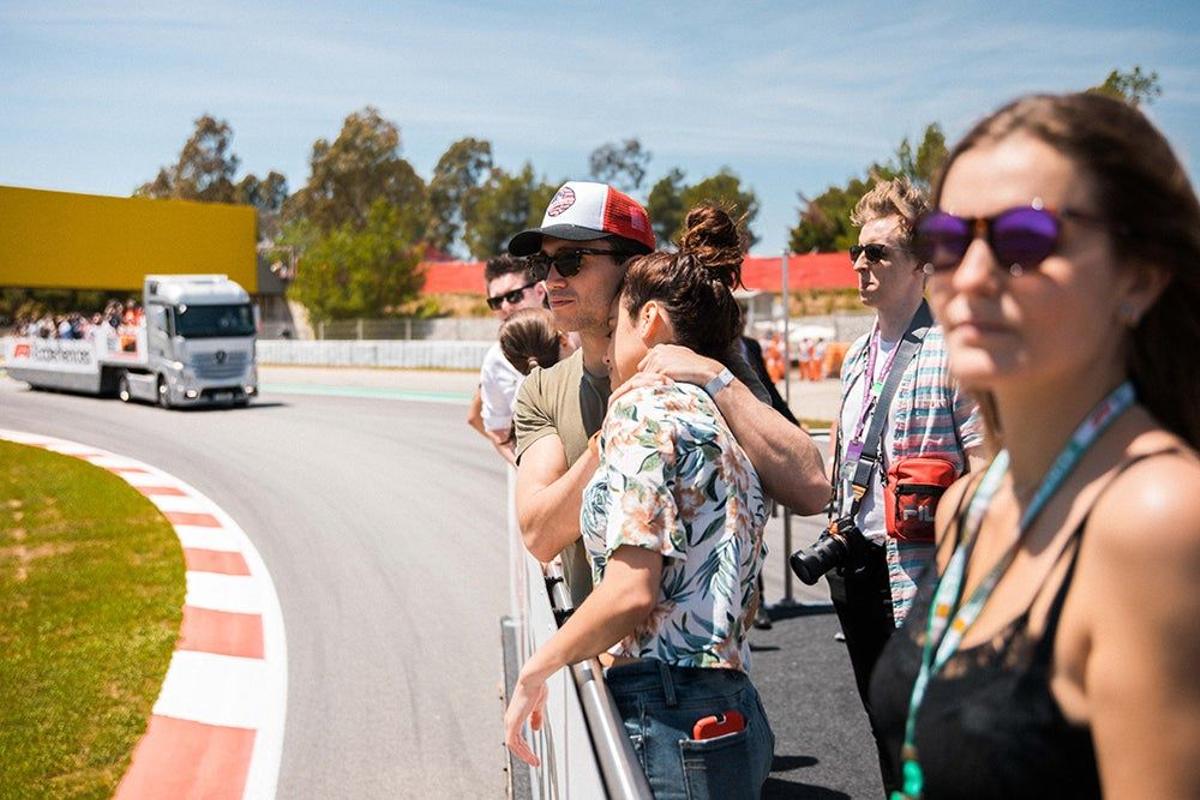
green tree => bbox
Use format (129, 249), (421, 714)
(646, 168), (759, 247)
(286, 199), (425, 322)
(679, 168), (760, 247)
(136, 114), (240, 203)
(428, 137), (493, 254)
(285, 106), (428, 234)
(892, 123), (947, 189)
(463, 163), (558, 260)
(135, 115), (289, 238)
(236, 170), (290, 240)
(647, 168), (687, 247)
(588, 138), (652, 193)
(1088, 66), (1162, 107)
(788, 123), (946, 252)
(789, 178), (873, 253)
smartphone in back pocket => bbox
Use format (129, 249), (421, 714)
(692, 710), (746, 740)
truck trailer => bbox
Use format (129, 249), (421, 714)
(3, 274), (258, 409)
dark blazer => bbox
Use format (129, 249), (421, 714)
(740, 336), (800, 427)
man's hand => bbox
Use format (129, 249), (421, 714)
(638, 344), (723, 387)
(608, 344), (721, 408)
(608, 371), (672, 410)
(631, 344), (829, 514)
(486, 428), (518, 467)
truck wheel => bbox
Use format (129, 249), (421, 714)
(157, 376), (172, 409)
(118, 373), (131, 403)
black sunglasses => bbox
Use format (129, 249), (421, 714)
(527, 247), (618, 281)
(914, 201), (1107, 277)
(849, 243), (894, 264)
(486, 281), (539, 311)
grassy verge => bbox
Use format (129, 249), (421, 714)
(0, 441), (184, 799)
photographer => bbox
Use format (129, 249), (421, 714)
(795, 178), (986, 793)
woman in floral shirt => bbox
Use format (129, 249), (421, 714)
(505, 205), (775, 798)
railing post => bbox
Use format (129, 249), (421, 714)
(780, 250), (796, 605)
(356, 319), (364, 340)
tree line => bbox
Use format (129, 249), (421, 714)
(130, 67), (1160, 322)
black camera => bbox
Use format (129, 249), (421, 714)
(789, 516), (871, 585)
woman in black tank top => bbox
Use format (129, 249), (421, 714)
(868, 93), (1200, 798)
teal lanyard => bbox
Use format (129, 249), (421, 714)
(893, 381), (1136, 800)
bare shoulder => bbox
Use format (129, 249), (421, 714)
(1087, 432), (1200, 572)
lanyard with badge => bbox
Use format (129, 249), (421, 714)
(892, 380), (1136, 800)
(844, 326), (903, 470)
(836, 302), (933, 509)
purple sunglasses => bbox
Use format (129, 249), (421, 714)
(914, 200), (1106, 277)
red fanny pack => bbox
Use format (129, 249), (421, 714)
(885, 457), (959, 542)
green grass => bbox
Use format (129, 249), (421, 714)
(0, 441), (184, 799)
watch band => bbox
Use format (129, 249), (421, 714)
(703, 367), (735, 398)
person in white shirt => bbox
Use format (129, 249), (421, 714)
(467, 254), (547, 464)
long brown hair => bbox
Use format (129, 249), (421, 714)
(621, 205), (746, 360)
(934, 92), (1200, 449)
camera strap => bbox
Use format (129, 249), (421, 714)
(842, 300), (934, 517)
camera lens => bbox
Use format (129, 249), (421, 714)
(789, 534), (850, 585)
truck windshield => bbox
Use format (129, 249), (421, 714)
(174, 304), (255, 338)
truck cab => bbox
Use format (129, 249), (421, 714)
(134, 275), (258, 408)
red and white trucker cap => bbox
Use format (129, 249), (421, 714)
(507, 181), (656, 257)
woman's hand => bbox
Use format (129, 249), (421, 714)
(504, 670), (550, 767)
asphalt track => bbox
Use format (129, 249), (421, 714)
(1, 372), (881, 799)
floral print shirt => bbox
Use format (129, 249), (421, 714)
(581, 382), (768, 673)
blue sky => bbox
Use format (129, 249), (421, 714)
(2, 1), (1198, 255)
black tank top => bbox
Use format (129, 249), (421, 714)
(869, 450), (1178, 799)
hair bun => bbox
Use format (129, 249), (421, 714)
(678, 205), (745, 289)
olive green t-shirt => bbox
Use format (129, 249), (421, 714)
(513, 349), (606, 607)
(513, 346), (771, 606)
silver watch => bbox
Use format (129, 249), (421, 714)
(703, 367), (735, 398)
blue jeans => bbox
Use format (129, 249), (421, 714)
(606, 660), (775, 800)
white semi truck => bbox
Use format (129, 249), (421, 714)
(3, 274), (258, 409)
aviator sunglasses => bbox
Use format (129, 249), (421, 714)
(914, 200), (1107, 276)
(848, 243), (894, 264)
(527, 247), (617, 281)
(486, 281), (539, 311)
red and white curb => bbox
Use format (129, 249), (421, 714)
(0, 429), (287, 800)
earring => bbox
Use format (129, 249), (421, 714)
(1007, 264), (1025, 277)
(921, 263), (934, 276)
(1119, 302), (1140, 327)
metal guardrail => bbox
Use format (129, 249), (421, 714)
(543, 573), (654, 800)
(503, 468), (653, 800)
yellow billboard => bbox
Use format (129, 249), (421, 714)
(0, 186), (257, 293)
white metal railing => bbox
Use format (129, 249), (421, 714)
(503, 468), (652, 800)
(256, 339), (493, 369)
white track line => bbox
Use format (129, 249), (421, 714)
(0, 429), (288, 800)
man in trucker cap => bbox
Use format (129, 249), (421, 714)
(509, 181), (828, 609)
(508, 181), (654, 605)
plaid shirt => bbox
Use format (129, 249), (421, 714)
(838, 319), (983, 623)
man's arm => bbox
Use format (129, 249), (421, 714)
(486, 427), (518, 467)
(515, 433), (600, 562)
(466, 388), (486, 436)
(633, 344), (831, 515)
